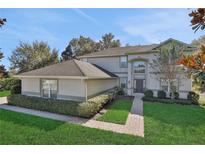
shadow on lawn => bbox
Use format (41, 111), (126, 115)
(0, 109), (65, 131)
(144, 102), (205, 127)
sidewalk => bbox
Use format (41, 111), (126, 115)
(0, 95), (144, 137)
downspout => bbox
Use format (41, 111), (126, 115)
(85, 79), (88, 102)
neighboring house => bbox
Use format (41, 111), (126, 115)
(16, 38), (195, 101)
(79, 38), (195, 99)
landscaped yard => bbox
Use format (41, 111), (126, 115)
(0, 90), (10, 97)
(96, 99), (133, 124)
(1, 101), (205, 144)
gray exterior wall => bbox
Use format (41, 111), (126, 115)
(57, 79), (86, 101)
(21, 77), (41, 97)
(86, 78), (117, 98)
(21, 77), (117, 101)
(84, 56), (128, 74)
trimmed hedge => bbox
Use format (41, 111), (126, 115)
(8, 91), (115, 118)
(142, 97), (192, 105)
(144, 90), (153, 98)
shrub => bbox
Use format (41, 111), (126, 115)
(142, 97), (192, 105)
(187, 91), (199, 105)
(157, 90), (166, 99)
(11, 84), (21, 95)
(144, 89), (153, 98)
(0, 78), (21, 91)
(173, 92), (179, 99)
(116, 87), (124, 96)
(8, 91), (114, 118)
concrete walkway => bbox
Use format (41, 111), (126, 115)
(0, 95), (144, 137)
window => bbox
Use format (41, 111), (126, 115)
(41, 79), (57, 99)
(133, 61), (146, 73)
(160, 79), (178, 92)
(120, 56), (128, 68)
(120, 77), (127, 88)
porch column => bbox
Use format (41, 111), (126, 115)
(127, 62), (132, 96)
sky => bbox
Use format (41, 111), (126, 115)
(0, 8), (204, 70)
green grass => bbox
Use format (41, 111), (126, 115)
(1, 102), (205, 144)
(96, 99), (132, 124)
(0, 90), (10, 97)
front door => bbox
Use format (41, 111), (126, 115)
(134, 79), (145, 93)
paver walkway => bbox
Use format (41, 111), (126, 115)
(0, 95), (144, 137)
(84, 94), (144, 137)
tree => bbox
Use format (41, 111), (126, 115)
(0, 18), (6, 27)
(150, 42), (185, 98)
(9, 41), (59, 73)
(0, 17), (8, 78)
(0, 52), (8, 78)
(177, 45), (205, 73)
(69, 36), (98, 56)
(99, 33), (121, 50)
(61, 45), (74, 61)
(192, 35), (205, 48)
(189, 8), (205, 33)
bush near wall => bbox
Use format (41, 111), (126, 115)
(8, 91), (115, 118)
(142, 97), (192, 105)
(0, 78), (21, 91)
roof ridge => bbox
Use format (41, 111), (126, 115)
(73, 59), (85, 77)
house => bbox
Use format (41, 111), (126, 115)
(16, 38), (195, 101)
(79, 38), (195, 99)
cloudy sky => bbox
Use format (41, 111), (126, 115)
(0, 8), (204, 69)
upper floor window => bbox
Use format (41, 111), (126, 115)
(133, 61), (146, 73)
(120, 56), (128, 68)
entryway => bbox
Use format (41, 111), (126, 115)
(133, 79), (145, 93)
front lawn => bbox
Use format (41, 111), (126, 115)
(0, 90), (10, 97)
(96, 99), (133, 124)
(1, 102), (205, 144)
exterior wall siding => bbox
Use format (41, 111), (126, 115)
(86, 79), (117, 98)
(58, 79), (86, 101)
(86, 57), (128, 73)
(21, 78), (40, 97)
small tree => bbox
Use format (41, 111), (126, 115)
(150, 43), (185, 98)
(61, 45), (74, 61)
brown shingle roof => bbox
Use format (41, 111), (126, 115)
(79, 44), (159, 58)
(78, 38), (196, 58)
(16, 59), (116, 79)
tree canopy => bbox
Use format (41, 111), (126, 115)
(61, 45), (74, 61)
(189, 8), (205, 33)
(177, 45), (205, 73)
(9, 41), (59, 73)
(61, 33), (121, 58)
